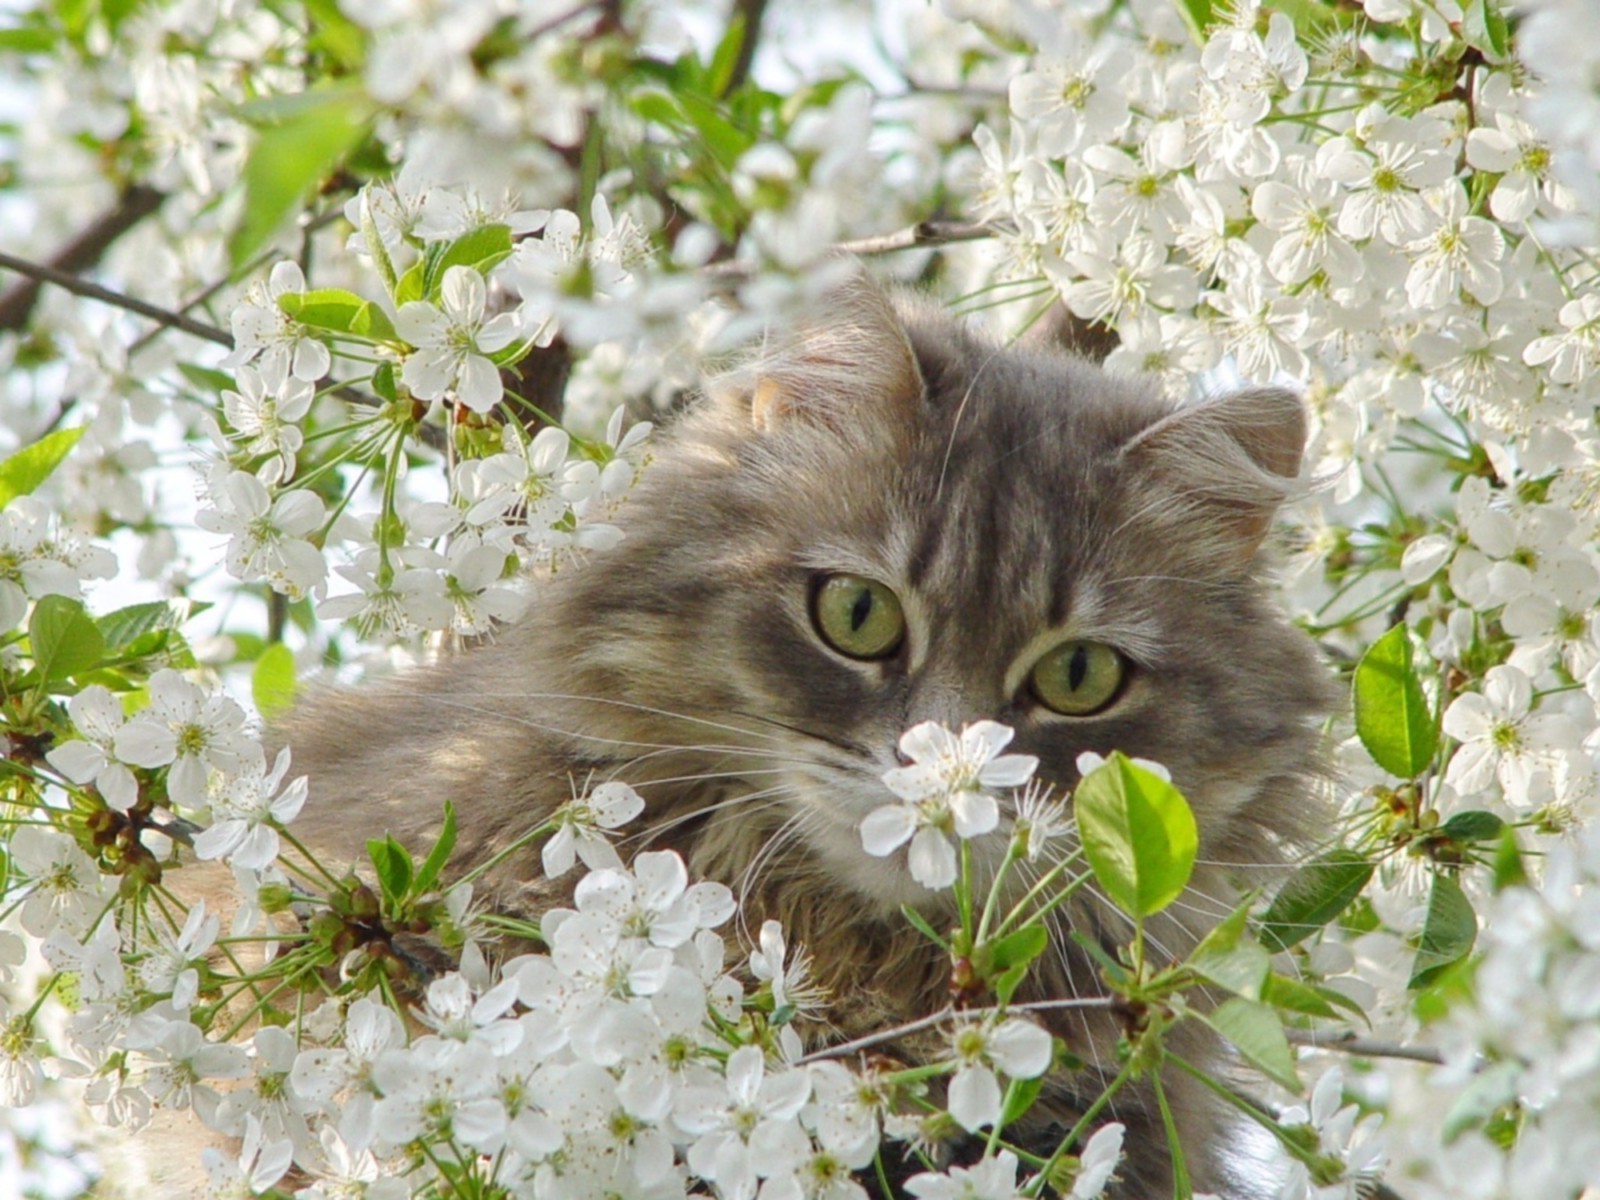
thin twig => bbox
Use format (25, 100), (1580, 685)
(792, 996), (1117, 1065)
(705, 220), (997, 278)
(0, 249), (232, 346)
(1285, 1028), (1445, 1066)
(0, 185), (165, 331)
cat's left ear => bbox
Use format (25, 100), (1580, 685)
(1120, 386), (1307, 564)
(710, 266), (925, 442)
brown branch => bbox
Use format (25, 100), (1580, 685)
(722, 0), (769, 95)
(0, 185), (165, 331)
(791, 996), (1117, 1066)
(705, 220), (996, 279)
(0, 249), (233, 346)
(1285, 1027), (1445, 1066)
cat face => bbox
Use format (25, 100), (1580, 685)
(548, 279), (1330, 911)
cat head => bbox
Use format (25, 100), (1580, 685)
(542, 273), (1331, 911)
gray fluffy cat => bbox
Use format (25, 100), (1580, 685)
(283, 272), (1333, 1198)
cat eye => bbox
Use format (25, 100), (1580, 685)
(1028, 640), (1125, 716)
(812, 574), (906, 660)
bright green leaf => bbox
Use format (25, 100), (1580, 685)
(371, 360), (399, 403)
(1354, 624), (1438, 779)
(413, 802), (458, 896)
(252, 642), (299, 720)
(998, 1075), (1043, 1130)
(1258, 849), (1374, 953)
(368, 835), (413, 909)
(231, 86), (372, 270)
(97, 600), (189, 652)
(1492, 826), (1527, 891)
(1410, 873), (1477, 988)
(630, 90), (687, 131)
(986, 924), (1049, 974)
(1171, 0), (1214, 43)
(1262, 972), (1364, 1021)
(425, 225), (514, 296)
(1188, 904), (1269, 1000)
(394, 262), (426, 308)
(1200, 997), (1300, 1091)
(1462, 0), (1510, 58)
(276, 289), (396, 343)
(29, 595), (106, 683)
(1073, 753), (1198, 919)
(0, 26), (56, 53)
(0, 426), (87, 510)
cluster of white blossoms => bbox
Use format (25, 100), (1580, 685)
(8, 679), (1148, 1199)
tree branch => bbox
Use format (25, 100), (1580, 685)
(0, 185), (165, 331)
(1285, 1028), (1445, 1066)
(792, 996), (1117, 1065)
(722, 0), (768, 95)
(0, 249), (232, 346)
(705, 220), (996, 278)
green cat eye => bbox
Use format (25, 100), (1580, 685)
(1029, 641), (1125, 716)
(813, 574), (906, 660)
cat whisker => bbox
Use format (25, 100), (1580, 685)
(379, 688), (793, 748)
(726, 708), (871, 758)
(628, 784), (797, 847)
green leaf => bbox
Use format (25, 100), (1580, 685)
(998, 1075), (1044, 1130)
(1171, 0), (1214, 43)
(993, 962), (1029, 1007)
(178, 363), (238, 396)
(1200, 997), (1300, 1091)
(394, 261), (426, 308)
(679, 93), (753, 168)
(252, 642), (299, 720)
(1258, 849), (1374, 954)
(986, 924), (1049, 974)
(1073, 753), (1198, 919)
(368, 835), (414, 909)
(303, 0), (367, 71)
(371, 360), (399, 403)
(1410, 873), (1477, 988)
(413, 801), (457, 896)
(1442, 1061), (1520, 1143)
(1354, 624), (1438, 778)
(1462, 0), (1510, 58)
(900, 904), (949, 950)
(1492, 826), (1527, 891)
(97, 600), (190, 652)
(0, 26), (56, 53)
(424, 225), (514, 297)
(29, 595), (106, 683)
(278, 288), (396, 342)
(1262, 972), (1364, 1021)
(705, 10), (749, 96)
(1068, 930), (1130, 989)
(1441, 810), (1505, 843)
(0, 426), (87, 510)
(630, 90), (687, 131)
(1188, 904), (1269, 1000)
(231, 85), (372, 270)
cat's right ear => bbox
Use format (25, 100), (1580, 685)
(1120, 385), (1308, 566)
(707, 267), (925, 443)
